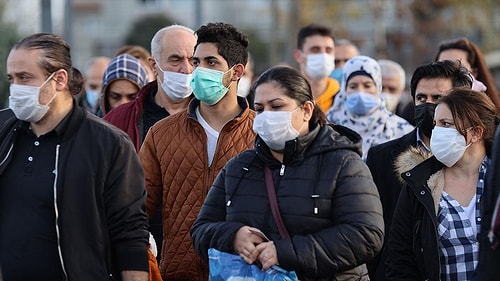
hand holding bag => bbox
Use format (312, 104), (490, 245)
(208, 248), (298, 281)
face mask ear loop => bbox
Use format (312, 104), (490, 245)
(41, 72), (57, 106)
(293, 105), (308, 134)
(226, 65), (237, 89)
(154, 59), (168, 85)
(461, 126), (475, 148)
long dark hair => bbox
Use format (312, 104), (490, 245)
(252, 66), (327, 129)
(434, 37), (500, 112)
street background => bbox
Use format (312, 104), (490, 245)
(0, 0), (499, 108)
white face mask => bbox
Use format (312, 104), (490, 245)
(9, 72), (56, 123)
(304, 53), (335, 80)
(156, 59), (193, 101)
(237, 76), (252, 98)
(253, 108), (303, 151)
(381, 92), (401, 112)
(430, 126), (472, 167)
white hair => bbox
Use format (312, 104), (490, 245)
(378, 59), (406, 89)
(150, 24), (196, 59)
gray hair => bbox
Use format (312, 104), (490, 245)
(378, 59), (406, 89)
(150, 24), (196, 59)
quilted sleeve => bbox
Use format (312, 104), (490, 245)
(191, 159), (246, 261)
(139, 128), (163, 220)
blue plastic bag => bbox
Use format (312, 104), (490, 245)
(208, 248), (299, 281)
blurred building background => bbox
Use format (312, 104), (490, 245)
(0, 0), (499, 107)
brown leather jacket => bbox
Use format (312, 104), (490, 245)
(139, 97), (255, 281)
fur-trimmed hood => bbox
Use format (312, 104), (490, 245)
(395, 146), (445, 215)
(395, 146), (433, 183)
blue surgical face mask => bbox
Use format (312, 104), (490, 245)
(330, 68), (343, 82)
(86, 90), (100, 109)
(190, 66), (233, 105)
(345, 91), (380, 115)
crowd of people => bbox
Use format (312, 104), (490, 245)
(0, 21), (500, 281)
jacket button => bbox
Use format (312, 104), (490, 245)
(421, 248), (424, 252)
(420, 190), (425, 195)
(405, 172), (411, 176)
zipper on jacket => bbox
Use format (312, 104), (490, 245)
(279, 164), (285, 176)
(53, 144), (68, 280)
(0, 143), (14, 167)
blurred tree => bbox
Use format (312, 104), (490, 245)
(123, 13), (175, 50)
(285, 0), (499, 82)
(243, 29), (270, 76)
(0, 3), (20, 109)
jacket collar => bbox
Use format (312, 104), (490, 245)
(187, 96), (251, 122)
(255, 124), (321, 168)
(255, 123), (363, 168)
(396, 146), (445, 214)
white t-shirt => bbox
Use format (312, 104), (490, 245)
(196, 106), (220, 167)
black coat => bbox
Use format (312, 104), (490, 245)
(365, 129), (418, 280)
(0, 102), (149, 281)
(385, 148), (445, 281)
(191, 124), (384, 280)
(477, 126), (500, 281)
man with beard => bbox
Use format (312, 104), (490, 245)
(365, 60), (472, 281)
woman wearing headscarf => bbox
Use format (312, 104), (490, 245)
(326, 55), (414, 159)
(97, 53), (148, 117)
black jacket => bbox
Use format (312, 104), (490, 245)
(385, 148), (445, 281)
(191, 124), (384, 280)
(365, 129), (418, 280)
(477, 126), (500, 281)
(0, 102), (149, 281)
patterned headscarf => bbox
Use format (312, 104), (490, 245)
(101, 54), (148, 114)
(326, 55), (413, 159)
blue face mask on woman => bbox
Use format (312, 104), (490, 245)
(330, 68), (343, 82)
(190, 66), (233, 105)
(345, 92), (380, 115)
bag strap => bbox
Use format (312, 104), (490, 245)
(264, 165), (290, 239)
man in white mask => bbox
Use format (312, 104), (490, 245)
(378, 59), (413, 124)
(237, 52), (255, 109)
(0, 32), (149, 281)
(104, 24), (196, 151)
(103, 24), (197, 265)
(293, 24), (340, 113)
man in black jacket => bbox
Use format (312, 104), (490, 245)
(365, 60), (472, 280)
(477, 125), (500, 281)
(0, 33), (149, 281)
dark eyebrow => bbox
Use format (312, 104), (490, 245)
(254, 98), (285, 105)
(202, 56), (218, 62)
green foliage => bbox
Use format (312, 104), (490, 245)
(123, 14), (175, 50)
(0, 8), (20, 109)
(243, 29), (270, 76)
